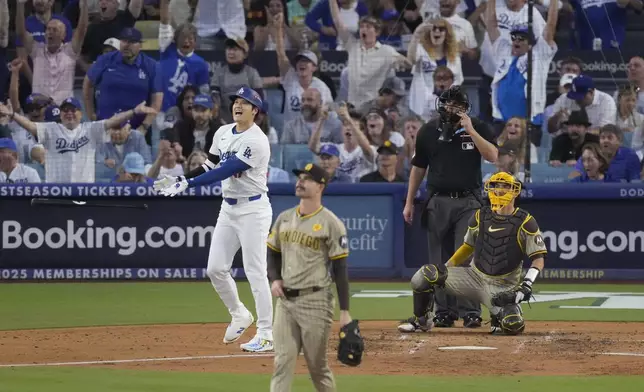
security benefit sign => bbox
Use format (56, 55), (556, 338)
(0, 198), (223, 268)
(269, 195), (394, 269)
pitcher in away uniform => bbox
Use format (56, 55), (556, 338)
(154, 86), (274, 353)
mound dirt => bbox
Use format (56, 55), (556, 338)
(1, 321), (643, 375)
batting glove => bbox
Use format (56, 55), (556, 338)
(159, 178), (189, 197)
(153, 175), (182, 192)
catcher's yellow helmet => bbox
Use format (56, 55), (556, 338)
(484, 172), (521, 212)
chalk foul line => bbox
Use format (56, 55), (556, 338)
(0, 353), (275, 368)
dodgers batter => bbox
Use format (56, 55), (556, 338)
(154, 87), (274, 353)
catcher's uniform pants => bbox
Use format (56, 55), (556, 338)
(425, 193), (481, 320)
(444, 264), (521, 315)
(271, 287), (336, 392)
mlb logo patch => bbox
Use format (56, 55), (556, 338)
(462, 142), (474, 150)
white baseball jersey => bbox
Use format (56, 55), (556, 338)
(0, 164), (42, 183)
(281, 68), (333, 124)
(332, 143), (377, 183)
(209, 122), (270, 199)
(479, 1), (546, 77)
(36, 121), (107, 183)
(8, 122), (38, 163)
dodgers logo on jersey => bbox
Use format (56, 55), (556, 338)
(243, 147), (252, 159)
(55, 136), (90, 153)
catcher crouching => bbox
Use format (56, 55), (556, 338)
(398, 172), (547, 335)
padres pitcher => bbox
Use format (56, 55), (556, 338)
(267, 163), (352, 392)
(398, 172), (547, 335)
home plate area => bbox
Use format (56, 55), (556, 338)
(0, 321), (643, 376)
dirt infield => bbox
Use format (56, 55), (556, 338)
(1, 321), (644, 375)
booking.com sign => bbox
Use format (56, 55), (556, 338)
(541, 230), (644, 260)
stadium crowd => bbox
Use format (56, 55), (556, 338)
(0, 0), (642, 185)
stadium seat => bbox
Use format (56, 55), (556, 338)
(95, 164), (116, 183)
(481, 162), (496, 177)
(141, 39), (160, 51)
(623, 131), (634, 147)
(282, 144), (315, 174)
(269, 144), (283, 169)
(135, 21), (160, 39)
(26, 163), (45, 182)
(530, 163), (575, 183)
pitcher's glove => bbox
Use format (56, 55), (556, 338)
(337, 320), (364, 367)
(492, 281), (533, 307)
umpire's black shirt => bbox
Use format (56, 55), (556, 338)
(411, 117), (496, 191)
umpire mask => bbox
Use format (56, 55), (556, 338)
(484, 172), (521, 212)
(436, 86), (470, 142)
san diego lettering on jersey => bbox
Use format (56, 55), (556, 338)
(279, 230), (322, 251)
(55, 136), (90, 153)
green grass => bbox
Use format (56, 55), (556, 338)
(2, 282), (644, 391)
(1, 368), (643, 392)
(2, 282), (644, 330)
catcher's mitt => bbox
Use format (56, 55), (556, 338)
(492, 281), (533, 307)
(337, 320), (364, 367)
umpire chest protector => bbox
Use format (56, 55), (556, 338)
(474, 207), (529, 276)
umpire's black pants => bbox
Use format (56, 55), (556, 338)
(425, 193), (481, 321)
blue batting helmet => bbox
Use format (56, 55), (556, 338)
(229, 86), (263, 111)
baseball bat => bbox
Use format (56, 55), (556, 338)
(30, 198), (149, 210)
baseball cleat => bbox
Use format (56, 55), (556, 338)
(397, 316), (432, 333)
(463, 315), (483, 328)
(240, 335), (274, 353)
(432, 314), (455, 328)
(490, 314), (503, 335)
(223, 311), (254, 344)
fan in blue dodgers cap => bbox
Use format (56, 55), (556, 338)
(0, 96), (157, 183)
(155, 86), (276, 353)
(487, 0), (560, 137)
(0, 138), (41, 183)
(84, 27), (163, 135)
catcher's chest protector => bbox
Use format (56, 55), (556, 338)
(475, 207), (528, 276)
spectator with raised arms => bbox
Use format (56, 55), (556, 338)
(487, 0), (558, 136)
(158, 0), (209, 113)
(0, 98), (157, 183)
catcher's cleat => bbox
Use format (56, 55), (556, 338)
(433, 314), (455, 328)
(397, 316), (432, 333)
(463, 314), (483, 328)
(490, 314), (503, 335)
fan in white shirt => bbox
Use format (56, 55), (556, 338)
(487, 0), (558, 127)
(274, 14), (333, 124)
(309, 103), (376, 182)
(478, 0), (546, 80)
(424, 0), (478, 59)
(407, 19), (463, 121)
(194, 0), (246, 49)
(0, 138), (41, 183)
(146, 140), (185, 180)
(0, 98), (158, 183)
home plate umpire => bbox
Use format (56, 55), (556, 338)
(400, 86), (499, 331)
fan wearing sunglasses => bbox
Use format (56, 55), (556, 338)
(486, 0), (559, 135)
(408, 19), (463, 121)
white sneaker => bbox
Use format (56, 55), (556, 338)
(240, 335), (274, 353)
(223, 311), (254, 344)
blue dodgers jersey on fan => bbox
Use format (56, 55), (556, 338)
(87, 51), (163, 120)
(570, 0), (627, 50)
(159, 43), (210, 111)
(496, 57), (527, 121)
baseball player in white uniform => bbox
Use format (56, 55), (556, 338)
(154, 87), (274, 353)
